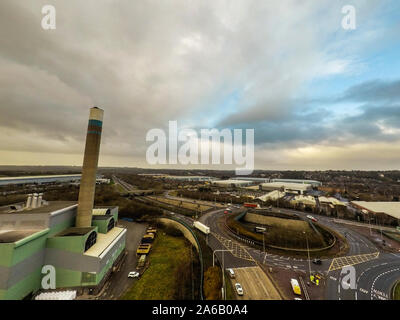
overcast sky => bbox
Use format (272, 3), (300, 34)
(1, 0), (400, 170)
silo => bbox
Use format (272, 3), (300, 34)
(38, 193), (43, 208)
(76, 107), (104, 228)
(32, 193), (38, 209)
(26, 194), (33, 208)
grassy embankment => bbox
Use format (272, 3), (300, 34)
(393, 282), (400, 300)
(148, 196), (212, 212)
(121, 231), (194, 300)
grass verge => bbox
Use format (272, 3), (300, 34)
(393, 281), (400, 300)
(120, 231), (192, 300)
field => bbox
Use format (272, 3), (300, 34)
(149, 196), (212, 212)
(120, 231), (193, 300)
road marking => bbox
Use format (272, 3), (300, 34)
(359, 288), (368, 294)
(328, 252), (380, 272)
(212, 232), (255, 262)
(299, 276), (310, 300)
(330, 276), (337, 281)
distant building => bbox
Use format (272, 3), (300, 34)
(257, 190), (285, 202)
(212, 179), (254, 188)
(0, 174), (109, 186)
(290, 195), (316, 207)
(234, 177), (270, 183)
(260, 182), (312, 195)
(271, 179), (322, 187)
(351, 201), (400, 225)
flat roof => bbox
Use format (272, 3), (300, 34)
(213, 180), (252, 184)
(0, 201), (76, 215)
(0, 174), (81, 181)
(84, 227), (125, 257)
(261, 182), (311, 190)
(0, 230), (41, 243)
(351, 201), (400, 219)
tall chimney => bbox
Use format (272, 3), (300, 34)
(76, 107), (104, 228)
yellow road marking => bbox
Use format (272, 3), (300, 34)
(212, 232), (255, 262)
(328, 252), (380, 272)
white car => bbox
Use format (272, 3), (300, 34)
(128, 271), (140, 278)
(235, 283), (244, 296)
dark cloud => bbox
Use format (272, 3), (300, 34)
(339, 79), (400, 103)
(0, 0), (396, 169)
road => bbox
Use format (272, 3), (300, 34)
(231, 266), (281, 300)
(112, 180), (400, 300)
(202, 205), (400, 300)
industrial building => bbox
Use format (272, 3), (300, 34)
(0, 175), (110, 186)
(260, 182), (312, 195)
(0, 175), (81, 186)
(212, 179), (254, 188)
(256, 190), (285, 202)
(234, 177), (270, 183)
(271, 179), (322, 187)
(0, 107), (126, 300)
(351, 201), (400, 225)
(289, 195), (317, 207)
(163, 175), (217, 182)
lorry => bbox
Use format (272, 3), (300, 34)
(193, 221), (210, 235)
(136, 244), (152, 255)
(243, 203), (260, 208)
(141, 233), (155, 244)
(137, 254), (146, 268)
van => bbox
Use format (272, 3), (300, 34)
(227, 268), (235, 279)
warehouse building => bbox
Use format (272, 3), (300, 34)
(212, 179), (254, 188)
(260, 182), (312, 195)
(271, 179), (322, 187)
(0, 175), (110, 186)
(351, 201), (400, 226)
(234, 177), (270, 183)
(0, 175), (81, 186)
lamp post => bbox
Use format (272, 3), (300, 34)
(303, 231), (311, 276)
(212, 249), (232, 300)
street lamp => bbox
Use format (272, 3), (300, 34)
(212, 249), (232, 300)
(303, 231), (311, 276)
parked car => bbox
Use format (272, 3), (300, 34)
(312, 259), (322, 265)
(235, 283), (244, 296)
(128, 271), (140, 278)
